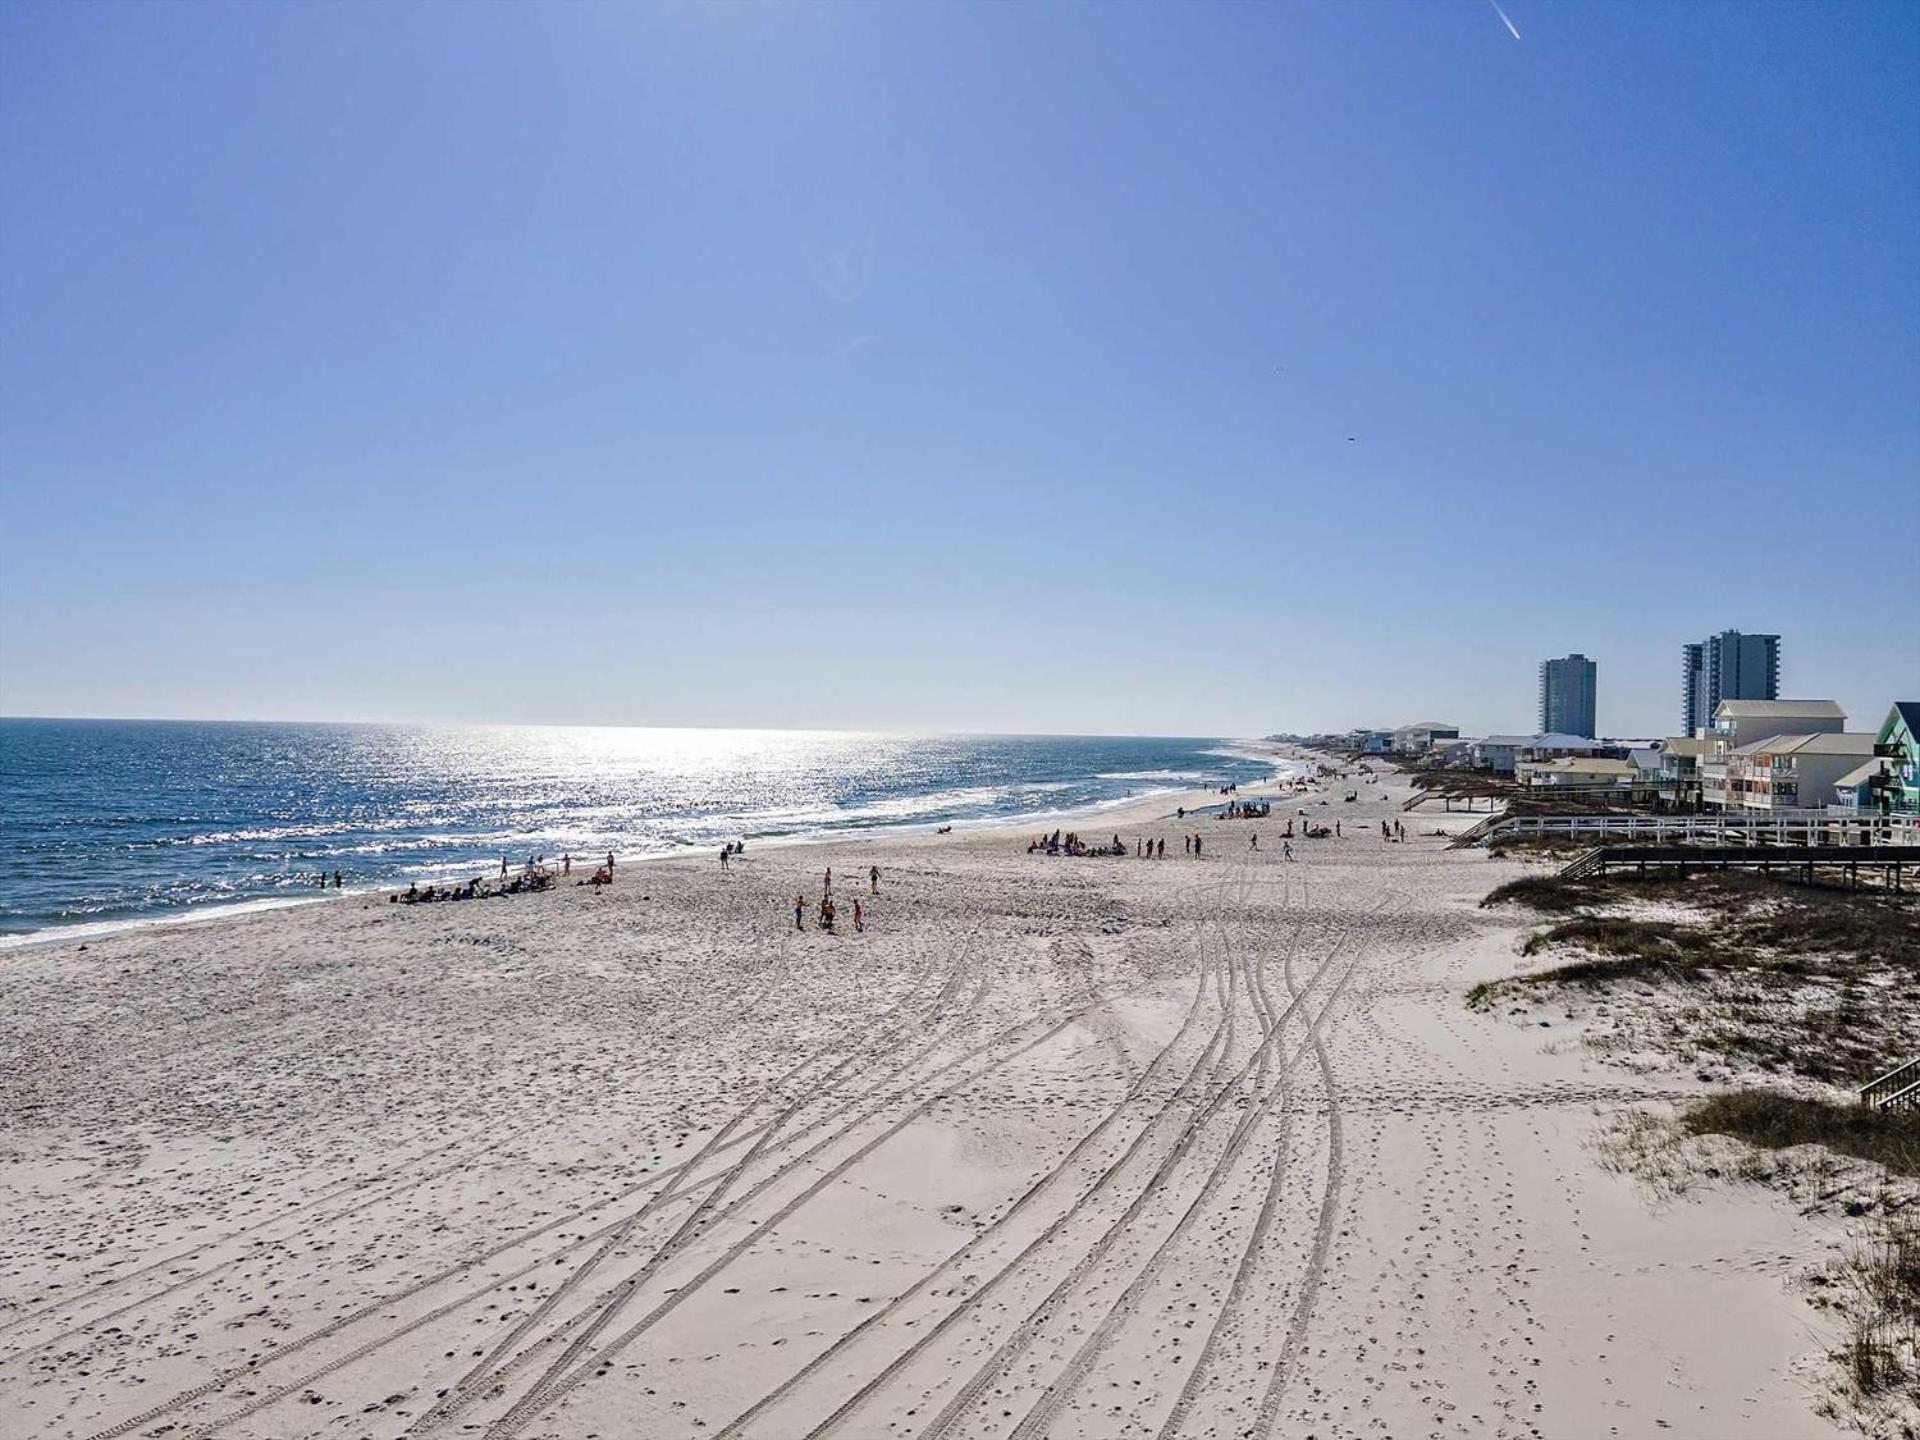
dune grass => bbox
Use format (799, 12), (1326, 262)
(1682, 1091), (1920, 1179)
(1473, 871), (1920, 1088)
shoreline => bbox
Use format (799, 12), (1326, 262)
(0, 748), (1310, 954)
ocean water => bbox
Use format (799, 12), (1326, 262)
(0, 720), (1281, 941)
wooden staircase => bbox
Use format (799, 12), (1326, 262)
(1555, 847), (1607, 881)
(1862, 1057), (1920, 1112)
(1447, 814), (1504, 850)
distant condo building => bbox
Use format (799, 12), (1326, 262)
(1682, 630), (1780, 736)
(1537, 654), (1597, 740)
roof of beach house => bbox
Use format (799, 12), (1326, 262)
(1833, 759), (1885, 790)
(1712, 698), (1846, 720)
(1730, 731), (1876, 758)
(1478, 733), (1600, 750)
(1523, 756), (1637, 774)
(1660, 737), (1715, 757)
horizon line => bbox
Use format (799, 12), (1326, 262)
(0, 713), (1275, 742)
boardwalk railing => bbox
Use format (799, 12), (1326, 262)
(1553, 844), (1910, 890)
(1862, 1058), (1920, 1111)
(1453, 811), (1920, 852)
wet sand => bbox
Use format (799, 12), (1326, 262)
(0, 760), (1847, 1440)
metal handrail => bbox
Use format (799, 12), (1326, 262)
(1863, 1057), (1920, 1106)
(1881, 1081), (1920, 1113)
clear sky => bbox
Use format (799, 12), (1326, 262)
(2, 1), (1915, 738)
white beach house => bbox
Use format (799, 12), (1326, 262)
(1470, 732), (1603, 774)
(1719, 731), (1876, 813)
(1514, 756), (1640, 789)
(1699, 699), (1846, 809)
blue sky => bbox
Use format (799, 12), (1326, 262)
(2, 1), (1914, 738)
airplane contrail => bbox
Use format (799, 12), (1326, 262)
(1488, 0), (1520, 40)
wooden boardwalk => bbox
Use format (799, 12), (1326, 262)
(1559, 843), (1912, 889)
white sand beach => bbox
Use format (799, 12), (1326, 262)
(0, 761), (1852, 1440)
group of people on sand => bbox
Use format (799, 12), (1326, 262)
(394, 872), (544, 905)
(1222, 800), (1271, 819)
(719, 839), (746, 869)
(1380, 819), (1407, 842)
(392, 851), (614, 905)
(1028, 829), (1121, 857)
(1028, 829), (1207, 859)
(565, 851), (619, 887)
(560, 852), (618, 887)
(1278, 817), (1338, 840)
(793, 865), (879, 933)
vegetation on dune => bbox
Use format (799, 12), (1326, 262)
(1685, 1092), (1920, 1421)
(1475, 871), (1920, 1088)
(1683, 1091), (1920, 1179)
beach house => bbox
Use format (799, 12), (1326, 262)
(1718, 731), (1875, 813)
(1470, 732), (1603, 774)
(1874, 702), (1920, 813)
(1514, 756), (1639, 790)
(1699, 699), (1846, 809)
(1392, 722), (1460, 755)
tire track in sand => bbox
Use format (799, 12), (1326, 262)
(707, 874), (1238, 1440)
(476, 975), (1123, 1440)
(928, 874), (1390, 1440)
(76, 931), (973, 1440)
(786, 871), (1282, 1440)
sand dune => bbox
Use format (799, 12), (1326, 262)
(0, 764), (1847, 1439)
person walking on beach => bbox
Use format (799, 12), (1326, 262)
(1283, 840), (1294, 861)
(501, 856), (509, 878)
(1193, 834), (1203, 857)
(562, 853), (571, 876)
(1335, 821), (1341, 838)
(853, 898), (864, 932)
(1249, 832), (1258, 850)
(720, 845), (729, 870)
(869, 864), (880, 894)
(1157, 838), (1165, 858)
(607, 851), (615, 873)
(794, 893), (807, 931)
